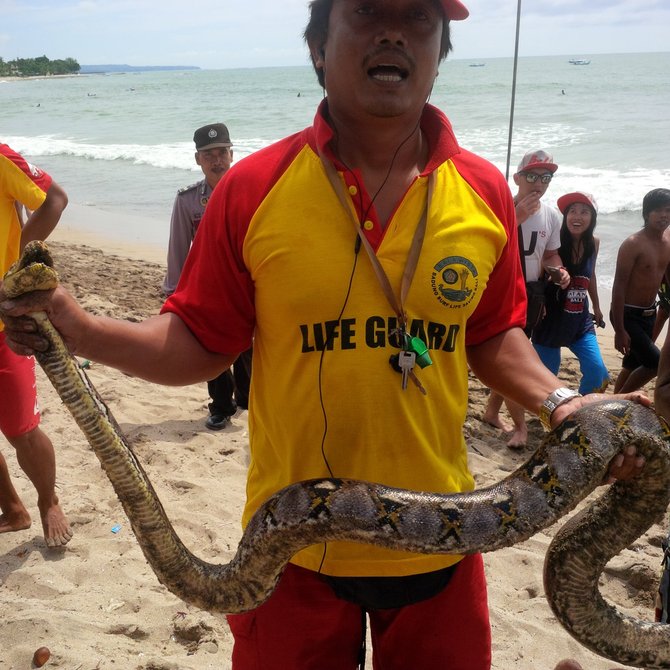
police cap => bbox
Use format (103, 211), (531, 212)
(193, 123), (232, 151)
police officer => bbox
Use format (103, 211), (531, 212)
(163, 123), (233, 296)
(162, 123), (252, 430)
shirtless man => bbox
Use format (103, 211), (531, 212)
(612, 188), (670, 393)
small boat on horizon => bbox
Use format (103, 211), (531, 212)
(568, 58), (591, 65)
(469, 63), (486, 67)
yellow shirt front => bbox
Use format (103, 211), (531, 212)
(165, 103), (526, 577)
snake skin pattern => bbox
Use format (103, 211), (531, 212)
(5, 241), (670, 668)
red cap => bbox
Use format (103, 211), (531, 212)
(517, 149), (558, 174)
(442, 0), (469, 20)
(557, 191), (598, 215)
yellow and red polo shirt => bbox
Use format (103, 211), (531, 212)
(164, 102), (526, 577)
(0, 144), (52, 332)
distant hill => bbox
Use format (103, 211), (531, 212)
(80, 64), (200, 74)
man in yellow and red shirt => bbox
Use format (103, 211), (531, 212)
(0, 2), (646, 668)
(0, 143), (72, 547)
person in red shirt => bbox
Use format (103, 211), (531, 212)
(0, 144), (72, 547)
(0, 3), (647, 667)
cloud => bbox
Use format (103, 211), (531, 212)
(1, 0), (667, 68)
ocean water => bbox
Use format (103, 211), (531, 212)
(1, 51), (669, 289)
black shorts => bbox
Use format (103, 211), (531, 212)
(621, 305), (660, 371)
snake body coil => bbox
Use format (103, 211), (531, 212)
(5, 241), (670, 668)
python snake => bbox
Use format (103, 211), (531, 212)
(4, 240), (670, 668)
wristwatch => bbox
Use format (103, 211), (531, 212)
(539, 387), (582, 430)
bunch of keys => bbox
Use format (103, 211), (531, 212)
(389, 329), (430, 394)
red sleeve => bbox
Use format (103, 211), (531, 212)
(451, 150), (527, 345)
(161, 129), (310, 354)
(0, 144), (53, 202)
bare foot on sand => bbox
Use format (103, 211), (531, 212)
(506, 426), (527, 450)
(0, 508), (32, 534)
(481, 411), (513, 432)
(39, 502), (73, 547)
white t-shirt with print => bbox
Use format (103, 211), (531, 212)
(518, 201), (562, 281)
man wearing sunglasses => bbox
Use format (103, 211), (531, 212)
(513, 149), (568, 291)
(483, 149), (569, 448)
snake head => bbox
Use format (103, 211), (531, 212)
(16, 240), (55, 271)
(3, 240), (59, 299)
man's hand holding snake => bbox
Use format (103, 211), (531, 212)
(551, 391), (649, 484)
(0, 283), (86, 358)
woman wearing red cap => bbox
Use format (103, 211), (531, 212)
(532, 192), (609, 394)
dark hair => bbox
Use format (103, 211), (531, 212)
(304, 0), (453, 87)
(642, 188), (670, 223)
(558, 202), (597, 273)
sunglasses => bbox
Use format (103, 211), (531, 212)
(520, 172), (553, 184)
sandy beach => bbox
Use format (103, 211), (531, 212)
(0, 216), (667, 670)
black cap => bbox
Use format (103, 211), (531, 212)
(643, 188), (670, 220)
(193, 123), (232, 151)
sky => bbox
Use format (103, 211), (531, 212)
(0, 0), (668, 70)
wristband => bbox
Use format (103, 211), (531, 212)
(539, 387), (581, 431)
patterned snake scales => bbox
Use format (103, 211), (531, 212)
(4, 241), (670, 668)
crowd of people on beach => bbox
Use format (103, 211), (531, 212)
(1, 1), (670, 669)
(483, 147), (670, 450)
